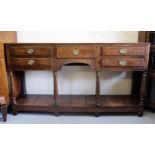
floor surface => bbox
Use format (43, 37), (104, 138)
(1, 110), (155, 124)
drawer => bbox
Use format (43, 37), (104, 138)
(101, 46), (145, 56)
(8, 58), (52, 70)
(101, 58), (144, 67)
(57, 46), (98, 58)
(9, 46), (55, 57)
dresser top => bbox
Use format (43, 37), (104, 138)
(4, 43), (149, 46)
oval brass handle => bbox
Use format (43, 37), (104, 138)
(27, 60), (36, 65)
(119, 49), (128, 55)
(119, 60), (128, 66)
(27, 48), (34, 54)
(72, 49), (80, 56)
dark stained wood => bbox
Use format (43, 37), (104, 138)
(146, 72), (155, 100)
(101, 58), (144, 67)
(53, 71), (58, 106)
(140, 72), (147, 102)
(9, 45), (55, 58)
(57, 45), (98, 58)
(139, 72), (147, 116)
(20, 71), (27, 96)
(144, 43), (150, 70)
(145, 71), (155, 109)
(100, 43), (150, 71)
(95, 71), (100, 107)
(101, 67), (145, 71)
(12, 72), (22, 97)
(145, 100), (155, 109)
(4, 43), (150, 116)
(16, 95), (54, 106)
(9, 71), (18, 115)
(56, 59), (96, 71)
(102, 46), (145, 56)
(8, 58), (52, 70)
(14, 95), (140, 114)
(100, 95), (139, 107)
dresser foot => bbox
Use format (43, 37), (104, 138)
(1, 105), (7, 122)
(138, 111), (143, 117)
(54, 112), (60, 116)
(94, 112), (100, 117)
(12, 107), (18, 115)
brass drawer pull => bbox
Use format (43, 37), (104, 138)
(72, 49), (80, 56)
(27, 49), (34, 54)
(119, 60), (128, 66)
(27, 60), (36, 65)
(120, 49), (128, 55)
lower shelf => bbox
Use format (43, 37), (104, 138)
(14, 95), (142, 114)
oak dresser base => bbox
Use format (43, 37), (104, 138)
(4, 43), (150, 117)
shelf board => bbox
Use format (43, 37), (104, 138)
(16, 95), (54, 107)
(58, 95), (96, 107)
(15, 95), (139, 110)
(58, 95), (139, 107)
(101, 95), (139, 107)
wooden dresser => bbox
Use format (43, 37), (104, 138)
(4, 43), (150, 116)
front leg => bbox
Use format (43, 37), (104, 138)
(53, 71), (58, 106)
(1, 105), (7, 122)
(10, 71), (18, 115)
(95, 71), (101, 107)
(138, 71), (147, 117)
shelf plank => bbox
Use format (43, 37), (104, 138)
(16, 95), (54, 107)
(101, 95), (139, 107)
(15, 95), (139, 108)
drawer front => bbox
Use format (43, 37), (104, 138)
(101, 58), (144, 67)
(101, 46), (145, 56)
(8, 58), (52, 70)
(9, 46), (55, 57)
(57, 46), (98, 58)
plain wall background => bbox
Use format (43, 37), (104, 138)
(17, 31), (138, 95)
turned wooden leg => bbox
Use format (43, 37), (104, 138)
(138, 111), (143, 117)
(20, 71), (27, 97)
(10, 71), (18, 115)
(1, 105), (7, 122)
(138, 71), (147, 117)
(54, 112), (60, 116)
(94, 112), (100, 117)
(53, 71), (58, 107)
(96, 71), (101, 107)
(12, 105), (18, 115)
